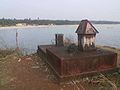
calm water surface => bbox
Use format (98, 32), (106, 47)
(0, 24), (120, 54)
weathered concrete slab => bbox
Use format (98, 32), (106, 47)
(37, 45), (117, 81)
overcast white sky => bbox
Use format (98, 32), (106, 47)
(0, 0), (120, 21)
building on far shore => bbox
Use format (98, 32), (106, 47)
(16, 23), (27, 27)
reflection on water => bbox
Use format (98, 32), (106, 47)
(0, 24), (120, 54)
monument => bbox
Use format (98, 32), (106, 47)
(76, 20), (99, 51)
(37, 20), (117, 81)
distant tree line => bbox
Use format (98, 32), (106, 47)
(92, 21), (120, 24)
(0, 18), (120, 26)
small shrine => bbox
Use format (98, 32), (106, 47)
(37, 19), (117, 81)
(76, 20), (99, 51)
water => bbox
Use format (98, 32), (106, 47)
(0, 24), (120, 54)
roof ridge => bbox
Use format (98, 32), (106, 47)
(75, 19), (99, 34)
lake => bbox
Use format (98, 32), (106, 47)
(0, 24), (120, 54)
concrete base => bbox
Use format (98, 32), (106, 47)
(37, 45), (117, 80)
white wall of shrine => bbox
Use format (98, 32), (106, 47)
(81, 36), (96, 47)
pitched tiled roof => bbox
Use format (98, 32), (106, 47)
(75, 20), (99, 34)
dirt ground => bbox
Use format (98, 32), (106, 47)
(0, 48), (120, 90)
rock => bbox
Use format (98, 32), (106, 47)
(31, 66), (40, 69)
(18, 58), (21, 62)
(25, 57), (32, 61)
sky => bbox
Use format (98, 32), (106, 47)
(0, 0), (120, 21)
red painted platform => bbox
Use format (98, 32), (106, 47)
(37, 45), (117, 80)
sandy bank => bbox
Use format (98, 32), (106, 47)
(0, 25), (50, 29)
(0, 25), (78, 29)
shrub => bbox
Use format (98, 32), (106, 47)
(66, 43), (78, 53)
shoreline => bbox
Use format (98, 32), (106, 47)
(1, 24), (120, 29)
(0, 25), (79, 29)
(0, 25), (52, 29)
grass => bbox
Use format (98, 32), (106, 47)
(0, 49), (14, 58)
(0, 46), (120, 90)
(0, 49), (22, 88)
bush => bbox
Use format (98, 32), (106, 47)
(64, 36), (75, 46)
(66, 43), (78, 53)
